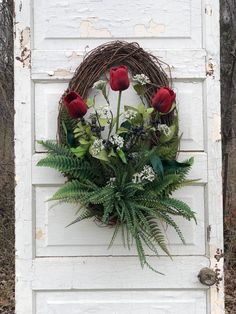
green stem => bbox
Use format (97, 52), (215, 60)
(116, 91), (122, 133)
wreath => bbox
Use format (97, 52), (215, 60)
(38, 41), (195, 273)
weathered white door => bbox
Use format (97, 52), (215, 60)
(15, 0), (224, 313)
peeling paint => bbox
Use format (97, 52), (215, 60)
(134, 19), (165, 37)
(36, 229), (45, 240)
(80, 20), (112, 37)
(15, 26), (31, 68)
(209, 246), (224, 313)
(47, 68), (73, 77)
(212, 114), (221, 142)
(206, 58), (216, 77)
(19, 1), (22, 12)
(54, 68), (72, 76)
(20, 27), (30, 47)
(205, 5), (212, 16)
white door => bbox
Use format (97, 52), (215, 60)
(14, 0), (224, 313)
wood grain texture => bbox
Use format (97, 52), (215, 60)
(14, 1), (33, 313)
(205, 1), (224, 313)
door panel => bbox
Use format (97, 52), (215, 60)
(33, 0), (202, 49)
(34, 175), (206, 257)
(35, 290), (206, 314)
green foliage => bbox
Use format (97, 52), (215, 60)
(38, 142), (195, 273)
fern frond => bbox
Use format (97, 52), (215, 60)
(135, 233), (146, 268)
(66, 208), (94, 227)
(37, 140), (72, 156)
(147, 174), (180, 196)
(49, 180), (95, 204)
(154, 210), (185, 244)
(37, 155), (95, 180)
(160, 198), (196, 222)
(108, 223), (121, 248)
(102, 199), (115, 223)
(144, 216), (170, 256)
(88, 187), (115, 205)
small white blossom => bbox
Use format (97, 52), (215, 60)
(133, 74), (151, 85)
(93, 80), (107, 90)
(97, 105), (112, 123)
(132, 173), (143, 184)
(141, 165), (156, 181)
(157, 124), (171, 136)
(106, 177), (116, 187)
(124, 109), (137, 120)
(110, 134), (124, 148)
(132, 165), (156, 183)
(90, 139), (105, 155)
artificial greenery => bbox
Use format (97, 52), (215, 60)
(38, 71), (196, 273)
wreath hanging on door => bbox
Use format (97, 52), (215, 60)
(38, 41), (195, 273)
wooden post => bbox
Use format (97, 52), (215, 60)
(220, 1), (236, 313)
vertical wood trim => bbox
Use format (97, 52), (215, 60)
(14, 0), (33, 313)
(204, 0), (224, 313)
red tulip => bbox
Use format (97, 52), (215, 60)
(63, 91), (88, 118)
(151, 87), (176, 113)
(110, 65), (130, 91)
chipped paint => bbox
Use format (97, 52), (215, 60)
(80, 20), (112, 37)
(212, 114), (221, 142)
(20, 27), (30, 47)
(205, 5), (212, 16)
(134, 19), (165, 37)
(54, 68), (72, 76)
(15, 26), (31, 68)
(19, 1), (22, 12)
(47, 68), (72, 77)
(206, 57), (216, 77)
(36, 229), (45, 240)
(209, 246), (224, 313)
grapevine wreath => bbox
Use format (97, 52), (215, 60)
(38, 41), (196, 273)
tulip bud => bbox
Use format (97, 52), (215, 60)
(151, 87), (176, 113)
(63, 91), (88, 118)
(110, 65), (130, 91)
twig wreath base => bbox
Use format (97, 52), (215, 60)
(38, 41), (196, 273)
(58, 41), (173, 143)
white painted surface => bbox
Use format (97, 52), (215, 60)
(35, 290), (206, 314)
(14, 0), (223, 313)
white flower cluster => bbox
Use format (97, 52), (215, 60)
(106, 177), (116, 187)
(90, 139), (104, 155)
(124, 109), (137, 120)
(92, 80), (107, 90)
(133, 74), (151, 85)
(97, 105), (112, 123)
(132, 165), (156, 184)
(157, 124), (171, 136)
(110, 134), (124, 148)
